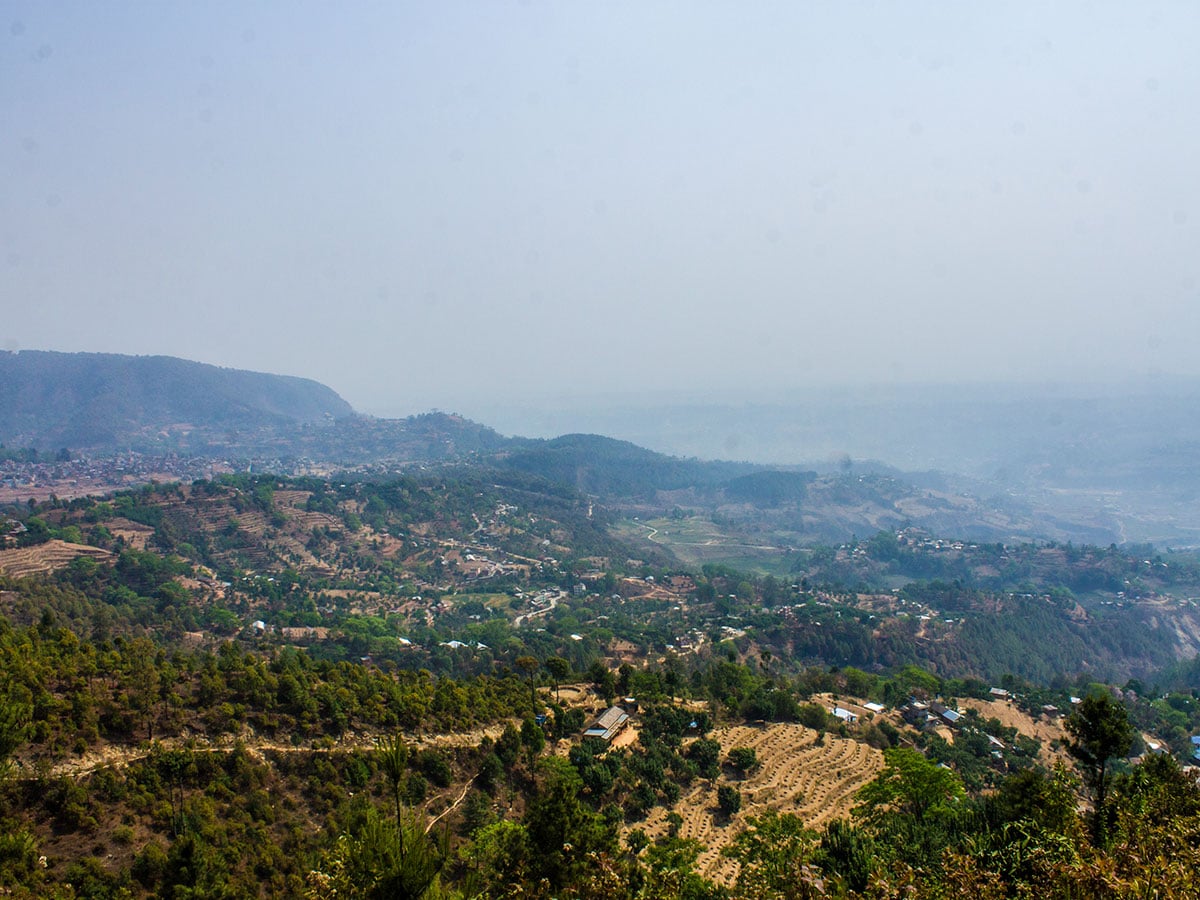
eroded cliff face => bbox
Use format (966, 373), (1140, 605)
(1163, 608), (1200, 660)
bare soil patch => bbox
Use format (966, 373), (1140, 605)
(960, 697), (1071, 766)
(105, 517), (156, 549)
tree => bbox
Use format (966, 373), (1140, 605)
(856, 747), (965, 825)
(662, 652), (684, 703)
(519, 717), (546, 771)
(853, 747), (966, 867)
(724, 810), (819, 899)
(545, 656), (570, 702)
(377, 734), (410, 827)
(641, 838), (715, 899)
(1064, 692), (1134, 846)
(988, 766), (1077, 835)
(495, 723), (521, 770)
(0, 690), (31, 781)
(458, 821), (531, 896)
(717, 784), (742, 817)
(797, 703), (829, 731)
(515, 655), (540, 710)
(727, 747), (760, 778)
(688, 737), (722, 783)
(308, 807), (449, 900)
(460, 789), (495, 837)
(153, 745), (193, 837)
(588, 660), (618, 705)
(814, 819), (876, 894)
(523, 757), (615, 889)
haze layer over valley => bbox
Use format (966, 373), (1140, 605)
(6, 4), (1200, 897)
(468, 380), (1200, 549)
(3, 351), (1199, 550)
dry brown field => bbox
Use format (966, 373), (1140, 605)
(0, 539), (112, 578)
(960, 697), (1072, 766)
(636, 723), (884, 885)
(105, 517), (156, 550)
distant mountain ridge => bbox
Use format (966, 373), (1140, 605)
(498, 433), (760, 497)
(0, 351), (354, 449)
(0, 351), (1129, 547)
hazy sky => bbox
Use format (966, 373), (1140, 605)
(4, 2), (1198, 417)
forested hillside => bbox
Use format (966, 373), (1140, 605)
(0, 352), (353, 450)
(497, 434), (759, 498)
(3, 469), (1200, 897)
(2, 603), (1199, 897)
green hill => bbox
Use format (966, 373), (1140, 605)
(499, 433), (758, 498)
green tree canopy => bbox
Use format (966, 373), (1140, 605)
(854, 747), (967, 867)
(1064, 692), (1134, 846)
(724, 809), (820, 899)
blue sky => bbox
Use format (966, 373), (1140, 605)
(3, 2), (1198, 416)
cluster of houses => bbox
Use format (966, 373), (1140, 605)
(249, 621), (332, 642)
(830, 701), (886, 724)
(894, 529), (976, 553)
(439, 639), (490, 651)
(0, 451), (231, 497)
(900, 699), (969, 731)
(891, 693), (1023, 763)
(0, 518), (26, 548)
(668, 629), (706, 653)
(557, 691), (1200, 782)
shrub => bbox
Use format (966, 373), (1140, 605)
(717, 784), (742, 816)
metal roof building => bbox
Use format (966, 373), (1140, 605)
(583, 705), (629, 742)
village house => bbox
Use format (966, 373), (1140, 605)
(584, 705), (630, 742)
(831, 706), (858, 724)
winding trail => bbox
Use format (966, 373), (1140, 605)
(513, 591), (560, 628)
(26, 722), (511, 781)
(425, 779), (475, 833)
(634, 521), (785, 553)
(636, 523), (662, 543)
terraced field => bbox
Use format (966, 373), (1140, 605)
(638, 722), (884, 884)
(271, 490), (312, 508)
(104, 517), (156, 550)
(0, 539), (112, 578)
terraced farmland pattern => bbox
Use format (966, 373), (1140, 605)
(0, 539), (112, 578)
(639, 723), (884, 884)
